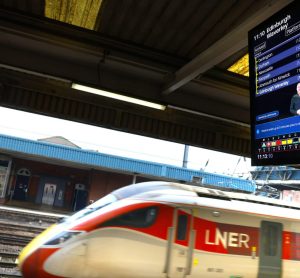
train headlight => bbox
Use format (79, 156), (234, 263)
(44, 231), (83, 246)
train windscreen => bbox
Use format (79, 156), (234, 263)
(59, 181), (174, 223)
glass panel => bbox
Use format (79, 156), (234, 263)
(176, 214), (188, 241)
(227, 54), (249, 76)
(102, 206), (158, 228)
(61, 194), (117, 223)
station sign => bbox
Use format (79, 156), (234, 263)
(249, 1), (300, 165)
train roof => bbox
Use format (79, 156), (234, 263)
(126, 181), (300, 211)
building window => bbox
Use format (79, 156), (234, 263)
(17, 168), (31, 176)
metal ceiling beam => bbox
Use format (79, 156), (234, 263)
(162, 0), (293, 95)
(0, 67), (251, 157)
(0, 5), (254, 155)
(0, 7), (185, 70)
(0, 10), (251, 123)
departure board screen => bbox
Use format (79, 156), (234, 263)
(249, 1), (300, 166)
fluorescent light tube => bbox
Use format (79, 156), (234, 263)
(72, 83), (166, 110)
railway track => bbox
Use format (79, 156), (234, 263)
(0, 271), (22, 278)
(0, 252), (18, 268)
(0, 234), (32, 247)
(0, 207), (65, 277)
(0, 221), (45, 234)
(0, 252), (22, 278)
(0, 209), (62, 227)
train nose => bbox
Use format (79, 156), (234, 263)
(43, 240), (87, 277)
(19, 224), (58, 267)
(18, 224), (60, 277)
(20, 248), (60, 278)
(20, 249), (38, 278)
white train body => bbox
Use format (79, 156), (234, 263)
(18, 181), (300, 278)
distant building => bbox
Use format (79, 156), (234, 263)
(38, 136), (81, 148)
(282, 190), (300, 203)
(0, 134), (255, 212)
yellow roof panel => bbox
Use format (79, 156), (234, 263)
(227, 54), (249, 77)
(45, 0), (102, 30)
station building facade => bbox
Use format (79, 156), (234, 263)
(0, 134), (255, 212)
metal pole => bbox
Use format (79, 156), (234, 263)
(182, 145), (189, 168)
(132, 174), (137, 184)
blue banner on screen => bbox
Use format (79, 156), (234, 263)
(249, 1), (300, 166)
(256, 115), (300, 139)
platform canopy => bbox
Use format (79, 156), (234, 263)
(0, 0), (292, 157)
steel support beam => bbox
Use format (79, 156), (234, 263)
(162, 0), (292, 95)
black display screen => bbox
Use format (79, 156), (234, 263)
(249, 1), (300, 166)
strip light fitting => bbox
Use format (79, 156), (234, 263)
(72, 83), (166, 110)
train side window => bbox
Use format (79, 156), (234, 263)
(176, 214), (188, 241)
(101, 206), (158, 228)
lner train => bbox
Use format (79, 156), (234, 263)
(18, 181), (300, 278)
